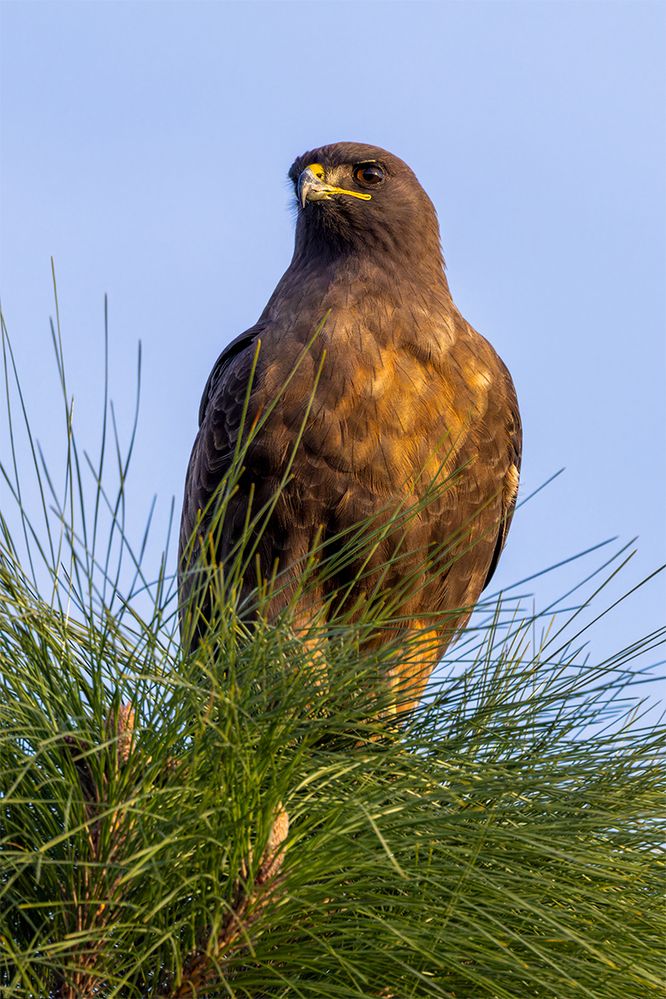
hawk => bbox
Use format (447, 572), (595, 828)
(179, 142), (521, 709)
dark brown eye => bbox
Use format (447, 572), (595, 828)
(353, 162), (385, 187)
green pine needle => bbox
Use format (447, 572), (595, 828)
(0, 283), (664, 998)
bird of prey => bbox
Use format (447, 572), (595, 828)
(179, 142), (521, 709)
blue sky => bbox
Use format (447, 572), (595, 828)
(1, 1), (664, 700)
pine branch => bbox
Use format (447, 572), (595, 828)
(55, 705), (138, 998)
(165, 805), (289, 998)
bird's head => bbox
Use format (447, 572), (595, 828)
(288, 141), (445, 274)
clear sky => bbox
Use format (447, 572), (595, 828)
(1, 1), (664, 700)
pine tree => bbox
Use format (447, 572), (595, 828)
(1, 292), (665, 997)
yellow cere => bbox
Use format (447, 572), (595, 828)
(307, 162), (372, 202)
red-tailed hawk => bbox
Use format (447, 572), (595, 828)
(179, 142), (521, 710)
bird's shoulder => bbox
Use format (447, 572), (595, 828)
(447, 315), (522, 590)
(180, 324), (265, 563)
(197, 323), (266, 427)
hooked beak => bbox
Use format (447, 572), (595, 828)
(298, 166), (372, 209)
(298, 166), (329, 208)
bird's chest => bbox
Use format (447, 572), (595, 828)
(262, 317), (471, 498)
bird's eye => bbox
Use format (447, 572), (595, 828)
(353, 162), (385, 188)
